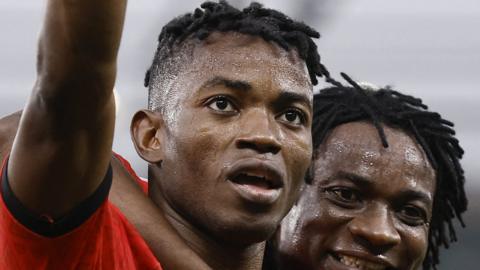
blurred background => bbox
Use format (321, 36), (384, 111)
(0, 0), (478, 268)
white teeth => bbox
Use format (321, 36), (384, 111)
(338, 254), (386, 270)
(243, 173), (270, 185)
(245, 172), (266, 180)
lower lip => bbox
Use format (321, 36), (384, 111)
(228, 180), (282, 204)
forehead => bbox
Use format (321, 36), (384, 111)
(315, 122), (436, 195)
(177, 32), (312, 95)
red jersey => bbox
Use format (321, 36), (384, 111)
(0, 155), (162, 270)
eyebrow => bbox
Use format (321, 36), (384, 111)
(335, 171), (374, 187)
(272, 91), (312, 111)
(395, 189), (433, 205)
(200, 76), (252, 92)
(334, 171), (432, 204)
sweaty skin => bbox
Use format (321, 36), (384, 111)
(2, 5), (313, 269)
(273, 122), (436, 270)
(0, 0), (210, 268)
(132, 32), (313, 269)
(0, 116), (437, 270)
(0, 111), (211, 270)
(8, 0), (125, 219)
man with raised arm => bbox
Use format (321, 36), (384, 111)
(0, 1), (164, 269)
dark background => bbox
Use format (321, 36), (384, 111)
(0, 1), (478, 268)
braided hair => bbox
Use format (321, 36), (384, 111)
(311, 73), (467, 269)
(144, 0), (335, 111)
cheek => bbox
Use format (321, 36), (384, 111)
(399, 226), (429, 268)
(165, 109), (230, 189)
(279, 189), (348, 264)
(284, 132), (312, 185)
(300, 199), (348, 246)
(276, 132), (312, 216)
(174, 127), (226, 180)
(277, 203), (318, 266)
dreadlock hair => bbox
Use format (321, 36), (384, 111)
(310, 72), (467, 270)
(144, 0), (335, 111)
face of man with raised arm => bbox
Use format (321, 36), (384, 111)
(139, 32), (313, 244)
(275, 121), (436, 270)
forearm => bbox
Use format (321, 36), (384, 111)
(7, 0), (127, 218)
(41, 0), (127, 64)
(37, 0), (127, 114)
(110, 158), (211, 270)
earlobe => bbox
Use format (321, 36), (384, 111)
(130, 110), (165, 164)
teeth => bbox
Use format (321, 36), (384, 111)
(244, 172), (267, 181)
(235, 173), (271, 189)
(338, 254), (386, 270)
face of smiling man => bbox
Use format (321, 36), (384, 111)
(274, 121), (436, 270)
(132, 32), (313, 246)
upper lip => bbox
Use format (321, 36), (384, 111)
(225, 158), (285, 189)
(332, 249), (396, 269)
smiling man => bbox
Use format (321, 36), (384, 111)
(267, 75), (467, 270)
(0, 1), (334, 269)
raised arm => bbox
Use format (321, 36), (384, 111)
(7, 0), (126, 218)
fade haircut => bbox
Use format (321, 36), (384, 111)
(310, 73), (467, 270)
(144, 0), (335, 112)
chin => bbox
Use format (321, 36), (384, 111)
(213, 216), (280, 246)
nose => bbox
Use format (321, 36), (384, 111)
(348, 204), (401, 252)
(235, 109), (281, 155)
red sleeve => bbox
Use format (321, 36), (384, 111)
(0, 155), (112, 237)
(0, 154), (161, 270)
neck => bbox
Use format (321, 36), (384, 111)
(149, 171), (265, 270)
(164, 205), (265, 270)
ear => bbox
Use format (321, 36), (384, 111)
(130, 110), (165, 164)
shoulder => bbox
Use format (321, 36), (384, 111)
(113, 152), (149, 194)
(0, 111), (21, 139)
(0, 111), (21, 161)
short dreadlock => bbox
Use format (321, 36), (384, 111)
(310, 73), (467, 270)
(144, 0), (334, 111)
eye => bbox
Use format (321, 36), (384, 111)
(398, 205), (428, 226)
(206, 96), (237, 113)
(278, 108), (306, 126)
(324, 186), (361, 207)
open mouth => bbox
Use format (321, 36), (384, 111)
(226, 161), (284, 204)
(231, 172), (281, 189)
(330, 252), (392, 270)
